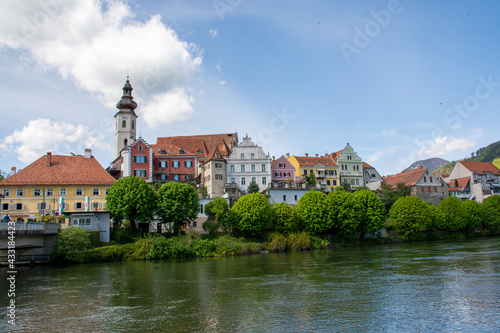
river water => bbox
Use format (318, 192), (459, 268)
(1, 237), (500, 332)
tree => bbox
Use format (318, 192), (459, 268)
(203, 197), (230, 237)
(247, 180), (260, 193)
(326, 187), (359, 238)
(376, 183), (411, 213)
(271, 202), (299, 233)
(106, 176), (157, 229)
(54, 226), (91, 263)
(482, 195), (500, 233)
(304, 173), (317, 187)
(296, 190), (329, 234)
(437, 197), (464, 232)
(460, 200), (482, 233)
(389, 196), (434, 240)
(352, 189), (386, 239)
(230, 193), (271, 237)
(156, 182), (200, 234)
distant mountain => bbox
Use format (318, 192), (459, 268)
(403, 157), (449, 173)
(435, 140), (500, 174)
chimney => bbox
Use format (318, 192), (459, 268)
(85, 149), (92, 159)
(47, 152), (52, 167)
(286, 153), (290, 158)
(305, 153), (308, 157)
(315, 154), (318, 157)
(272, 156), (275, 160)
(11, 167), (16, 175)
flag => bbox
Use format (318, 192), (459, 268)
(85, 196), (90, 211)
(58, 197), (64, 214)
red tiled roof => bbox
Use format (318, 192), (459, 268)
(206, 139), (231, 162)
(1, 153), (116, 186)
(383, 167), (426, 188)
(156, 133), (237, 159)
(151, 142), (197, 157)
(448, 177), (470, 191)
(293, 156), (338, 167)
(362, 162), (374, 169)
(460, 161), (500, 175)
(325, 150), (344, 161)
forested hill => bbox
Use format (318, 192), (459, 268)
(434, 140), (500, 174)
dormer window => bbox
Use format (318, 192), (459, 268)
(197, 149), (202, 154)
(161, 150), (166, 155)
(138, 145), (142, 151)
(179, 149), (185, 154)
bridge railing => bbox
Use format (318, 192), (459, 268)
(0, 222), (47, 235)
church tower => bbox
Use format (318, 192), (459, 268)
(114, 77), (138, 159)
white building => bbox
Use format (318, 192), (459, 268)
(226, 135), (272, 194)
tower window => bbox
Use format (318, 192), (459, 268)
(138, 145), (142, 151)
(122, 120), (126, 128)
(132, 120), (135, 129)
(124, 139), (128, 146)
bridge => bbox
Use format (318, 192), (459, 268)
(0, 222), (59, 265)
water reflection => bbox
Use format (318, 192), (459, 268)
(1, 238), (499, 332)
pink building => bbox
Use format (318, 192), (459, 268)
(271, 155), (297, 188)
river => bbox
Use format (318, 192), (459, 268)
(1, 237), (499, 332)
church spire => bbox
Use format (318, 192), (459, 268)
(116, 77), (137, 113)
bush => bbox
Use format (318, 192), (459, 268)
(271, 202), (299, 234)
(54, 226), (92, 263)
(231, 193), (271, 237)
(482, 195), (500, 233)
(296, 191), (329, 234)
(389, 196), (434, 240)
(437, 197), (464, 232)
(460, 200), (482, 232)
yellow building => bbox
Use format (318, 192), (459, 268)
(0, 150), (115, 223)
(288, 154), (339, 191)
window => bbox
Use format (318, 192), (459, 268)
(356, 179), (359, 185)
(185, 160), (193, 168)
(173, 174), (180, 181)
(93, 188), (99, 196)
(47, 188), (53, 196)
(275, 172), (278, 177)
(124, 139), (128, 146)
(159, 161), (167, 168)
(241, 165), (245, 172)
(106, 188), (109, 195)
(3, 189), (9, 197)
(37, 203), (48, 210)
(241, 177), (246, 185)
(172, 161), (180, 168)
(92, 202), (99, 210)
(76, 188), (83, 196)
(2, 203), (9, 211)
(430, 177), (433, 182)
(309, 169), (313, 174)
(279, 163), (285, 168)
(215, 174), (223, 180)
(262, 165), (266, 172)
(16, 189), (23, 197)
(179, 149), (185, 154)
(134, 170), (146, 177)
(251, 153), (255, 159)
(241, 153), (244, 159)
(294, 195), (298, 201)
(15, 203), (23, 211)
(122, 119), (126, 128)
(60, 188), (66, 196)
(428, 186), (431, 192)
(434, 187), (437, 192)
(423, 176), (427, 182)
(333, 180), (337, 186)
(215, 163), (222, 168)
(327, 180), (331, 186)
(283, 195), (287, 202)
(251, 165), (256, 172)
(199, 204), (204, 214)
(231, 177), (236, 183)
(73, 218), (91, 226)
(230, 165), (235, 173)
(134, 156), (146, 163)
(132, 120), (135, 129)
(252, 177), (256, 183)
(262, 177), (267, 185)
(161, 150), (166, 154)
(347, 155), (352, 160)
(34, 189), (41, 197)
(421, 187), (424, 192)
(303, 169), (308, 175)
(192, 221), (197, 228)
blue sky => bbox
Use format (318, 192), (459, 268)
(1, 0), (499, 177)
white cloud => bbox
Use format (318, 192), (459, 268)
(219, 80), (226, 85)
(418, 136), (475, 158)
(0, 118), (109, 164)
(215, 64), (222, 72)
(142, 89), (195, 129)
(209, 29), (218, 37)
(0, 0), (201, 125)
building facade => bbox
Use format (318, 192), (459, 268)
(327, 143), (363, 190)
(446, 161), (500, 202)
(271, 155), (297, 187)
(288, 154), (339, 191)
(226, 135), (272, 193)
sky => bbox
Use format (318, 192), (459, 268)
(1, 0), (499, 177)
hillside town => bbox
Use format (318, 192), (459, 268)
(1, 78), (500, 240)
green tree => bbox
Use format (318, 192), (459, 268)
(247, 180), (260, 193)
(203, 197), (230, 237)
(437, 197), (464, 232)
(54, 226), (91, 263)
(326, 187), (359, 238)
(106, 176), (157, 229)
(230, 193), (271, 237)
(389, 196), (434, 240)
(376, 183), (411, 213)
(482, 195), (500, 233)
(352, 189), (386, 239)
(156, 182), (200, 234)
(304, 173), (317, 187)
(271, 202), (299, 233)
(460, 200), (482, 232)
(296, 190), (329, 234)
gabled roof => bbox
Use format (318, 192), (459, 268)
(156, 133), (237, 159)
(448, 177), (470, 191)
(1, 153), (116, 186)
(459, 161), (500, 175)
(383, 167), (426, 188)
(206, 139), (231, 162)
(271, 155), (295, 169)
(151, 142), (197, 157)
(325, 150), (344, 161)
(293, 156), (337, 167)
(362, 162), (374, 169)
